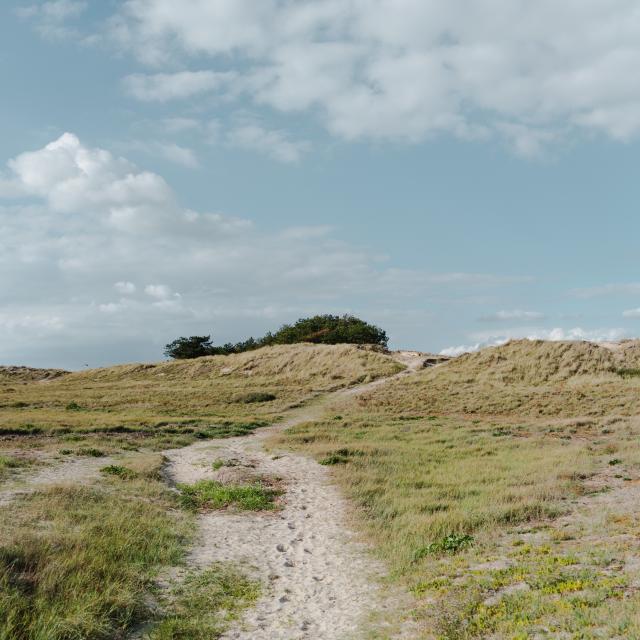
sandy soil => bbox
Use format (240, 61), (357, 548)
(163, 353), (425, 640)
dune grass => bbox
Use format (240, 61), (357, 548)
(0, 483), (191, 640)
(148, 564), (260, 639)
(361, 339), (640, 418)
(0, 344), (401, 438)
(278, 414), (594, 572)
(0, 454), (35, 480)
(275, 340), (640, 636)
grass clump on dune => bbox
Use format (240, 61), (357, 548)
(178, 479), (281, 512)
(0, 484), (190, 640)
(148, 564), (260, 639)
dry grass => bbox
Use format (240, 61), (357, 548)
(359, 339), (640, 418)
(275, 339), (640, 637)
(0, 344), (402, 438)
(0, 343), (402, 639)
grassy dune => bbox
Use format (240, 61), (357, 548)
(360, 339), (640, 418)
(278, 340), (640, 638)
(0, 344), (401, 640)
(0, 344), (401, 440)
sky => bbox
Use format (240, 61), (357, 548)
(3, 1), (640, 369)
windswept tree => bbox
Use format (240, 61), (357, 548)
(164, 315), (388, 359)
(267, 314), (388, 348)
(164, 335), (214, 359)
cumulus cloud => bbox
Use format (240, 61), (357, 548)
(103, 0), (640, 151)
(0, 133), (523, 367)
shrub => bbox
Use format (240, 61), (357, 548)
(76, 448), (105, 458)
(101, 465), (138, 479)
(235, 392), (276, 404)
(266, 314), (388, 348)
(319, 453), (350, 465)
(66, 402), (82, 411)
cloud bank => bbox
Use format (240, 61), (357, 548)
(0, 133), (520, 367)
(103, 0), (640, 154)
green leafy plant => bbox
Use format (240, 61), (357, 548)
(413, 533), (474, 561)
(178, 480), (281, 512)
(101, 465), (138, 480)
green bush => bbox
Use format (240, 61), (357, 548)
(235, 392), (276, 404)
(101, 465), (138, 479)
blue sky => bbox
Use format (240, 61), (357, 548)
(2, 0), (640, 368)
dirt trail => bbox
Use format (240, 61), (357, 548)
(164, 352), (426, 640)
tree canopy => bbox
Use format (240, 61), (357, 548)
(164, 314), (388, 359)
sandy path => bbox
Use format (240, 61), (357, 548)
(164, 354), (425, 640)
(0, 454), (114, 505)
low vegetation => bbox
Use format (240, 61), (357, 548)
(148, 564), (260, 639)
(0, 483), (190, 640)
(8, 338), (640, 637)
(178, 479), (282, 512)
(361, 339), (640, 417)
(276, 339), (640, 636)
(0, 344), (401, 440)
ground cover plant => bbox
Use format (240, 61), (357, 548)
(178, 479), (282, 512)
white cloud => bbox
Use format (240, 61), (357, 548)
(623, 308), (640, 318)
(17, 0), (87, 39)
(0, 133), (524, 367)
(157, 143), (199, 168)
(123, 70), (233, 102)
(114, 281), (136, 294)
(100, 0), (640, 150)
(226, 123), (310, 163)
(441, 326), (629, 356)
(144, 284), (172, 299)
(479, 309), (545, 322)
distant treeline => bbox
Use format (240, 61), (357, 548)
(164, 314), (388, 359)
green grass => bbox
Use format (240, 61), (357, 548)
(278, 414), (592, 572)
(101, 464), (138, 480)
(0, 484), (191, 640)
(178, 480), (282, 512)
(148, 564), (260, 639)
